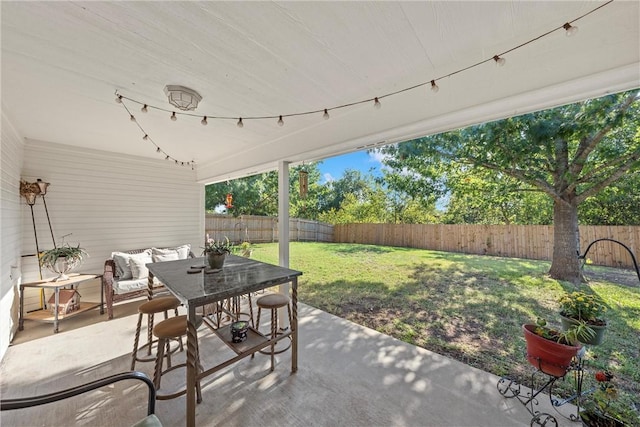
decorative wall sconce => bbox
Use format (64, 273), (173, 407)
(20, 179), (56, 279)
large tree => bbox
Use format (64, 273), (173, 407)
(380, 90), (639, 283)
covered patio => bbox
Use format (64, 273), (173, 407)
(1, 300), (575, 426)
(1, 1), (638, 426)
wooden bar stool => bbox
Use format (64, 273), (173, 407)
(131, 296), (182, 370)
(255, 293), (292, 371)
(152, 315), (204, 402)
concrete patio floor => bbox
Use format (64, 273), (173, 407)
(1, 299), (575, 426)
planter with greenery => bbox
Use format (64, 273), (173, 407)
(558, 290), (607, 345)
(202, 235), (232, 269)
(522, 319), (589, 378)
(579, 370), (625, 427)
(39, 244), (89, 281)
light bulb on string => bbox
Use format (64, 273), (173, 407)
(170, 112), (177, 121)
(143, 134), (149, 141)
(373, 97), (382, 109)
(237, 118), (244, 128)
(430, 80), (439, 93)
(175, 160), (178, 164)
(323, 109), (330, 120)
(141, 104), (148, 113)
(563, 23), (578, 37)
(277, 115), (284, 126)
(115, 95), (122, 103)
(156, 147), (161, 153)
(493, 55), (506, 67)
(201, 116), (208, 126)
(165, 155), (170, 160)
(130, 114), (136, 122)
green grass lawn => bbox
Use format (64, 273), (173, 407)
(249, 242), (640, 424)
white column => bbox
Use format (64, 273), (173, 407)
(277, 160), (290, 329)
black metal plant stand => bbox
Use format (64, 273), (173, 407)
(497, 351), (592, 426)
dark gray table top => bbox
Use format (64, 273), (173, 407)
(147, 254), (302, 306)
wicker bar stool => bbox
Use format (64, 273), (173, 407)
(131, 296), (182, 370)
(152, 315), (204, 402)
(255, 293), (292, 371)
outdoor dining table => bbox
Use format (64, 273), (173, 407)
(147, 254), (302, 427)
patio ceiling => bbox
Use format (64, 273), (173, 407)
(2, 1), (638, 184)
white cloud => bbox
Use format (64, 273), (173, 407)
(323, 172), (335, 183)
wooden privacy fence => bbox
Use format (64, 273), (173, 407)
(333, 224), (640, 269)
(205, 214), (333, 243)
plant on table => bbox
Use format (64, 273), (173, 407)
(202, 235), (232, 269)
(202, 235), (232, 255)
(39, 243), (89, 281)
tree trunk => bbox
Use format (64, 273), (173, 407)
(548, 198), (582, 283)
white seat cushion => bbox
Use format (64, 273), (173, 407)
(113, 277), (160, 295)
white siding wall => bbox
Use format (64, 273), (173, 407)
(19, 140), (204, 315)
(1, 111), (25, 360)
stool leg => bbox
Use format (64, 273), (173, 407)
(131, 312), (143, 370)
(270, 308), (277, 371)
(287, 303), (292, 331)
(153, 337), (167, 391)
(146, 313), (155, 356)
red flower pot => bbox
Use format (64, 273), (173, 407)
(523, 324), (581, 377)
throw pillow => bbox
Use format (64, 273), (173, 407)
(151, 247), (180, 262)
(129, 256), (152, 280)
(111, 250), (152, 280)
(172, 244), (191, 259)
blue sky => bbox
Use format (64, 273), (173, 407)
(317, 150), (383, 183)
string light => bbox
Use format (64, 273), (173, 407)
(113, 2), (608, 167)
(563, 22), (578, 36)
(114, 1), (597, 127)
(116, 95), (192, 167)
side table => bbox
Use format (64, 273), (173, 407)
(19, 273), (104, 333)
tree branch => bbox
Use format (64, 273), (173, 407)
(576, 156), (640, 203)
(570, 91), (638, 176)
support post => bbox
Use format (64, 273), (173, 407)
(278, 160), (290, 329)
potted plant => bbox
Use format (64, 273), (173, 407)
(579, 371), (624, 427)
(39, 244), (89, 281)
(522, 318), (587, 378)
(558, 290), (607, 345)
(238, 241), (253, 258)
(202, 235), (232, 269)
